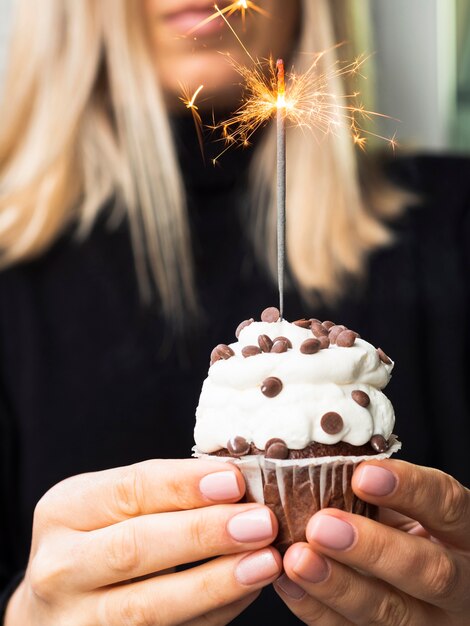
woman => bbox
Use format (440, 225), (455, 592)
(0, 0), (469, 624)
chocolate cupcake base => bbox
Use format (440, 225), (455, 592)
(194, 436), (401, 553)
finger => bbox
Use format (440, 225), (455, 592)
(352, 460), (470, 549)
(184, 591), (261, 626)
(305, 509), (467, 611)
(93, 548), (282, 626)
(35, 459), (245, 530)
(275, 573), (351, 626)
(282, 543), (444, 625)
(70, 504), (278, 589)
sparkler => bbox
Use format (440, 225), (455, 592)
(187, 0), (270, 35)
(276, 59), (286, 319)
(193, 7), (397, 315)
(210, 50), (397, 315)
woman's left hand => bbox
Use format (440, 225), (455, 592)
(275, 460), (470, 625)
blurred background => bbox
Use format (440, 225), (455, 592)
(0, 0), (469, 153)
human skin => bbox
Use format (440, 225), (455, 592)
(144, 0), (301, 106)
(5, 460), (282, 624)
(276, 460), (470, 625)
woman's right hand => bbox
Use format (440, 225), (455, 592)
(5, 459), (281, 625)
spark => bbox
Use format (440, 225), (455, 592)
(187, 0), (270, 35)
(179, 84), (206, 159)
(211, 51), (398, 162)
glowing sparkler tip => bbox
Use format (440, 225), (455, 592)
(276, 58), (285, 94)
(211, 49), (397, 163)
(276, 58), (286, 108)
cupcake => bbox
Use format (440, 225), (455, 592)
(194, 307), (401, 552)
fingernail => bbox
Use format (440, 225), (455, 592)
(199, 471), (241, 501)
(308, 515), (355, 550)
(227, 508), (273, 543)
(235, 549), (280, 585)
(356, 465), (396, 496)
(292, 547), (329, 583)
(275, 574), (306, 600)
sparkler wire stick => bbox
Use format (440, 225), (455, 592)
(276, 59), (286, 319)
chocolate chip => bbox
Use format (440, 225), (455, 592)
(319, 336), (330, 350)
(216, 344), (235, 359)
(300, 338), (321, 354)
(351, 390), (370, 407)
(261, 307), (280, 323)
(264, 437), (285, 449)
(227, 436), (251, 457)
(273, 336), (292, 349)
(235, 318), (254, 338)
(322, 320), (335, 330)
(311, 321), (329, 337)
(258, 334), (273, 353)
(261, 377), (283, 398)
(377, 348), (392, 365)
(336, 330), (358, 347)
(265, 440), (289, 459)
(210, 348), (221, 365)
(293, 319), (311, 329)
(210, 344), (235, 365)
(242, 345), (262, 358)
(271, 339), (289, 353)
(370, 434), (389, 453)
(328, 325), (346, 344)
(320, 412), (344, 435)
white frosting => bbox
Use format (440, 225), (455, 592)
(194, 320), (395, 453)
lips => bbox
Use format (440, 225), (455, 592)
(162, 2), (232, 36)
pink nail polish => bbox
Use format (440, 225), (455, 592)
(292, 547), (329, 583)
(356, 465), (396, 496)
(308, 515), (355, 550)
(276, 574), (306, 600)
(235, 549), (280, 585)
(199, 471), (241, 501)
(227, 508), (273, 543)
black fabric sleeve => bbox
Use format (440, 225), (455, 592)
(0, 391), (23, 622)
(415, 157), (470, 487)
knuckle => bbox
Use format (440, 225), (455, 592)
(361, 530), (388, 568)
(188, 510), (216, 554)
(33, 475), (83, 527)
(370, 592), (410, 626)
(29, 549), (67, 602)
(33, 490), (56, 526)
(112, 466), (145, 519)
(113, 589), (156, 626)
(169, 473), (197, 511)
(299, 602), (331, 624)
(424, 552), (458, 600)
(104, 523), (141, 577)
(198, 569), (230, 608)
(318, 568), (350, 607)
(441, 475), (468, 528)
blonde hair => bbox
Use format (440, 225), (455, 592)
(0, 0), (404, 318)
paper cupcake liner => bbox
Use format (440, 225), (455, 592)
(194, 437), (401, 552)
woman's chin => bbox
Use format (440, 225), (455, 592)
(160, 54), (242, 108)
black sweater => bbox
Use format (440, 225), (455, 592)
(0, 145), (469, 623)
